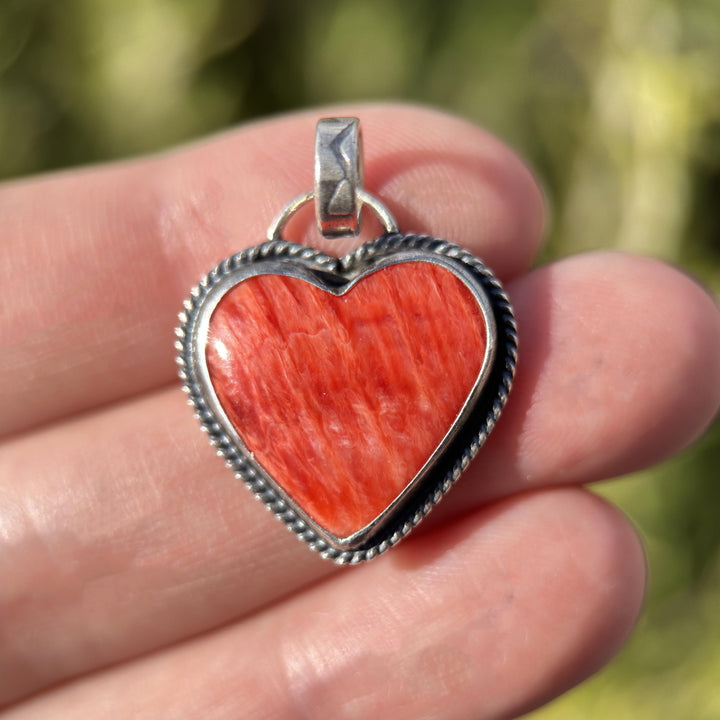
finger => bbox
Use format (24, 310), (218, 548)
(1, 252), (717, 706)
(446, 249), (720, 510)
(0, 388), (331, 708)
(0, 104), (544, 437)
(2, 489), (646, 720)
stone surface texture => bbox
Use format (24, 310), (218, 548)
(205, 262), (486, 539)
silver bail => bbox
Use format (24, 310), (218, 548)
(314, 117), (363, 238)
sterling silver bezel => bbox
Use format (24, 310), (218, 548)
(176, 233), (517, 564)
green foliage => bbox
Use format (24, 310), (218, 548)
(1, 0), (718, 716)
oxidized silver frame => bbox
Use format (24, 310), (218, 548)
(176, 233), (517, 564)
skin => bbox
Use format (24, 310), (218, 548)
(0, 104), (719, 719)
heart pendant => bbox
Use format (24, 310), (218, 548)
(177, 119), (516, 563)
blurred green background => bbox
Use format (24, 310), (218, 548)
(1, 0), (718, 716)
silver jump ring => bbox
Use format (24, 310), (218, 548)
(266, 116), (399, 242)
(266, 189), (399, 243)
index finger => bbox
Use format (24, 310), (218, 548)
(0, 104), (544, 437)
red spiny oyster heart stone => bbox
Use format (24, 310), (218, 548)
(205, 262), (486, 539)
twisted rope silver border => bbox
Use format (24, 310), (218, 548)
(176, 234), (517, 564)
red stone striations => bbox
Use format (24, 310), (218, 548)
(205, 262), (486, 539)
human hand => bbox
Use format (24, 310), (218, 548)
(1, 105), (719, 719)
